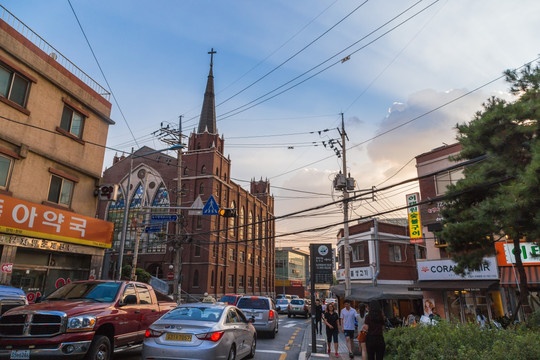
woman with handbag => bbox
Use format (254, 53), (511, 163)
(356, 303), (368, 360)
(361, 300), (386, 360)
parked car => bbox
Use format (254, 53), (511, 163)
(142, 302), (256, 360)
(276, 294), (292, 300)
(219, 294), (243, 305)
(0, 280), (177, 360)
(290, 295), (300, 299)
(275, 299), (290, 314)
(288, 298), (310, 318)
(0, 285), (27, 316)
(236, 296), (278, 338)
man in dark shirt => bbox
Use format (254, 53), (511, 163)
(315, 299), (323, 334)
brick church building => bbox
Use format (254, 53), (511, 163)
(97, 53), (275, 300)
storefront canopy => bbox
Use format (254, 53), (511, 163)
(331, 283), (423, 301)
(408, 280), (499, 291)
(499, 266), (539, 287)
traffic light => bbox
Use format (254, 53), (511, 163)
(218, 208), (237, 217)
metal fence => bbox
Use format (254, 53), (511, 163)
(0, 4), (111, 101)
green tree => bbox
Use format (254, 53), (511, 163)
(121, 265), (152, 284)
(438, 62), (540, 318)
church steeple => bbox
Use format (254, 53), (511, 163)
(197, 48), (217, 134)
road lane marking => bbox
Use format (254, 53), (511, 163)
(257, 350), (286, 354)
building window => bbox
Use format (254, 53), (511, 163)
(216, 167), (219, 176)
(212, 243), (217, 257)
(248, 211), (253, 239)
(247, 276), (253, 288)
(256, 255), (260, 266)
(47, 175), (73, 206)
(220, 271), (224, 287)
(0, 64), (30, 107)
(228, 248), (235, 261)
(210, 270), (215, 288)
(193, 270), (199, 287)
(352, 244), (365, 262)
(201, 165), (206, 174)
(183, 167), (188, 176)
(199, 183), (204, 195)
(435, 167), (464, 195)
(228, 274), (234, 288)
(239, 251), (245, 263)
(255, 277), (260, 288)
(194, 240), (201, 257)
(389, 244), (403, 262)
(238, 207), (244, 240)
(0, 154), (14, 189)
(60, 105), (84, 138)
(262, 257), (266, 268)
(262, 278), (266, 289)
(238, 275), (244, 288)
(196, 216), (202, 230)
(247, 253), (253, 265)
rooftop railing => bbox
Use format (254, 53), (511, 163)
(0, 5), (111, 101)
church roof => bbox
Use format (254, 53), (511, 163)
(197, 48), (217, 134)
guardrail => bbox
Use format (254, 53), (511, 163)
(0, 4), (111, 101)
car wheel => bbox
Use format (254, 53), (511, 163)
(247, 336), (256, 358)
(288, 313), (291, 318)
(84, 335), (111, 360)
(227, 345), (236, 360)
(269, 328), (276, 339)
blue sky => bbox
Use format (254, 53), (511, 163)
(4, 0), (540, 246)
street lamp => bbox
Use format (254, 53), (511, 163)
(116, 145), (183, 280)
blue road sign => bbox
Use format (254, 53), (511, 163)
(150, 214), (178, 223)
(144, 225), (162, 233)
(202, 195), (219, 215)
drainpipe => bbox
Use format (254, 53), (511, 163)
(372, 218), (380, 286)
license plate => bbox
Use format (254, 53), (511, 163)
(165, 333), (192, 342)
(10, 350), (30, 360)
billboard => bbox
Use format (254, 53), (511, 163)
(406, 193), (423, 244)
(310, 243), (333, 284)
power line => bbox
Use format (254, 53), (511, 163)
(66, 0), (139, 148)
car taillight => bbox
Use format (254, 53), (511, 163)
(196, 331), (225, 342)
(268, 310), (275, 321)
(145, 329), (164, 338)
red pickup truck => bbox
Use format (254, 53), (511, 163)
(0, 280), (177, 360)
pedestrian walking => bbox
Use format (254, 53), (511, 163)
(315, 299), (323, 335)
(340, 299), (358, 359)
(323, 302), (340, 356)
(362, 300), (386, 360)
(356, 303), (368, 360)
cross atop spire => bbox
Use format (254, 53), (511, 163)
(208, 48), (217, 68)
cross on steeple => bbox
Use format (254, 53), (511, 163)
(208, 48), (217, 67)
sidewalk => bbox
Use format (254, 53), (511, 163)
(300, 328), (363, 360)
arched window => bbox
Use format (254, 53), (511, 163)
(193, 270), (199, 287)
(255, 215), (260, 247)
(197, 143), (201, 149)
(219, 271), (223, 287)
(201, 165), (206, 174)
(248, 211), (253, 240)
(130, 184), (144, 208)
(210, 270), (215, 287)
(215, 167), (219, 175)
(224, 173), (227, 181)
(183, 167), (188, 176)
(228, 201), (236, 238)
(199, 183), (204, 195)
(238, 207), (244, 240)
(195, 240), (201, 257)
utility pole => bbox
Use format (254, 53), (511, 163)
(339, 113), (351, 298)
(154, 116), (184, 302)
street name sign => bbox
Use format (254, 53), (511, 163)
(150, 214), (178, 223)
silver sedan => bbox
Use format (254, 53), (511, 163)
(142, 303), (256, 360)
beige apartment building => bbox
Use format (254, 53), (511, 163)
(0, 6), (114, 301)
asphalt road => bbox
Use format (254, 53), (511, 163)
(114, 314), (311, 360)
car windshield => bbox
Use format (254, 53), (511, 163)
(237, 298), (269, 310)
(163, 306), (223, 322)
(220, 296), (238, 304)
(277, 299), (289, 304)
(46, 282), (121, 302)
(291, 300), (304, 305)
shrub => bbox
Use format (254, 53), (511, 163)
(121, 265), (151, 283)
(384, 320), (540, 360)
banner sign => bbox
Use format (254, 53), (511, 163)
(495, 242), (540, 266)
(0, 194), (113, 248)
(417, 257), (499, 280)
(406, 193), (423, 244)
(336, 266), (372, 280)
(310, 243), (333, 284)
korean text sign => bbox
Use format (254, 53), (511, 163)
(406, 193), (423, 244)
(310, 243), (333, 284)
(0, 194), (113, 248)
